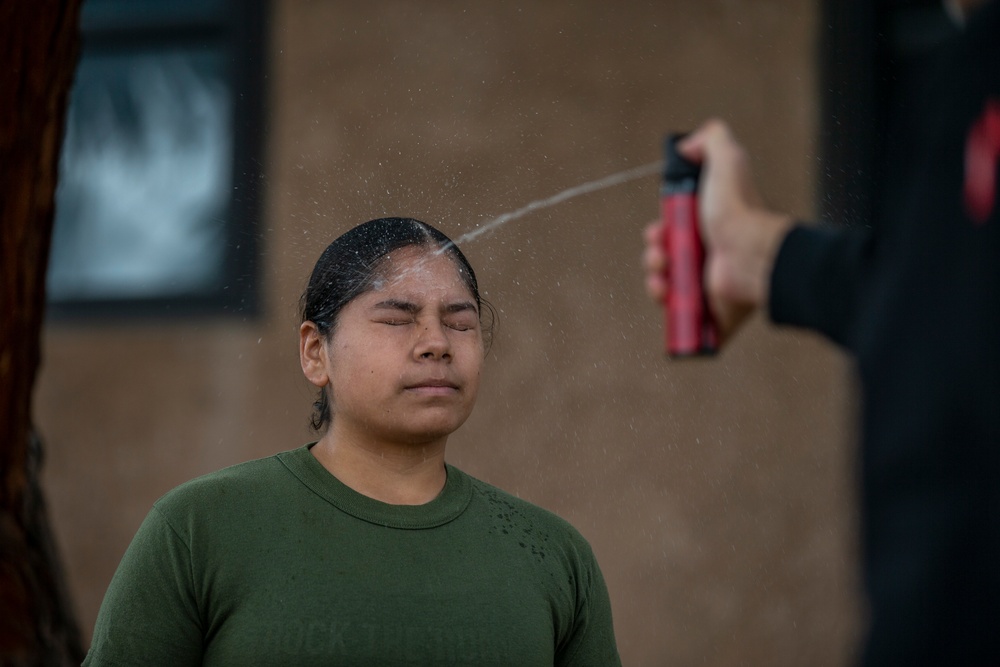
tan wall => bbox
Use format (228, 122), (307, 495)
(37, 1), (863, 664)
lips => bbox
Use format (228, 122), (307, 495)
(404, 378), (459, 391)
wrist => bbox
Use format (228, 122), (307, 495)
(750, 210), (796, 307)
(708, 207), (794, 310)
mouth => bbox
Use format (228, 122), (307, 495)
(404, 379), (460, 395)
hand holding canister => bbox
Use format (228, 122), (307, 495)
(660, 133), (718, 357)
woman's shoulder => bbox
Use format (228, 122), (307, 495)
(153, 448), (296, 514)
(457, 467), (592, 549)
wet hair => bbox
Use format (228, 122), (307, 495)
(300, 217), (494, 432)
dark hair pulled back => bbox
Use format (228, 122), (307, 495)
(300, 217), (493, 432)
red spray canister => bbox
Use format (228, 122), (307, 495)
(661, 133), (718, 357)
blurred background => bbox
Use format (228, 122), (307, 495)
(35, 0), (957, 664)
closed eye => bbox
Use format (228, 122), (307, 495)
(443, 302), (479, 332)
(370, 298), (478, 330)
(444, 316), (479, 332)
(372, 298), (418, 326)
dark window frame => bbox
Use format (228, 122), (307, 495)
(47, 0), (268, 321)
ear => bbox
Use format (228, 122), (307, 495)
(299, 321), (330, 388)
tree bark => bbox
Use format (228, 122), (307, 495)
(0, 1), (85, 664)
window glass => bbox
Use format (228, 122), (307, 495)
(50, 47), (231, 301)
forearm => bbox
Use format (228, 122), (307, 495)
(768, 223), (869, 348)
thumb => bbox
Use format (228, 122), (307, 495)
(676, 118), (734, 167)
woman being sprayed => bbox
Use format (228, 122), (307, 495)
(84, 217), (621, 666)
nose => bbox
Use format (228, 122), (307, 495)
(415, 319), (451, 360)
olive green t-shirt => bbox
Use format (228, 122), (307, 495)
(84, 445), (621, 666)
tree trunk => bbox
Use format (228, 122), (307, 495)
(0, 1), (85, 664)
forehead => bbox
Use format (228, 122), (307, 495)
(370, 246), (474, 297)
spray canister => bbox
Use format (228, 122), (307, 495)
(661, 133), (718, 357)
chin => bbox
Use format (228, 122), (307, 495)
(402, 415), (471, 444)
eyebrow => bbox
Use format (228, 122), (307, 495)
(444, 301), (479, 315)
(372, 299), (419, 314)
(372, 298), (478, 314)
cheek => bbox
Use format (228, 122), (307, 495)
(464, 355), (484, 394)
(327, 340), (370, 390)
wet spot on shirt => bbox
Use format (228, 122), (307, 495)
(477, 485), (549, 564)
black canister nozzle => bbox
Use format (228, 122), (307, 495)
(663, 133), (700, 184)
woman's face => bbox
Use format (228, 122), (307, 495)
(311, 245), (484, 446)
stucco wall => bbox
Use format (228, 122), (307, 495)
(37, 1), (862, 664)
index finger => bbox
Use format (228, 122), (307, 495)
(677, 118), (737, 164)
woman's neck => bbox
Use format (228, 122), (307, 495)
(310, 428), (448, 505)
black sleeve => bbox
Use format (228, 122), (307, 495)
(767, 223), (871, 349)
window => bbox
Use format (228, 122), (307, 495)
(48, 0), (267, 319)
